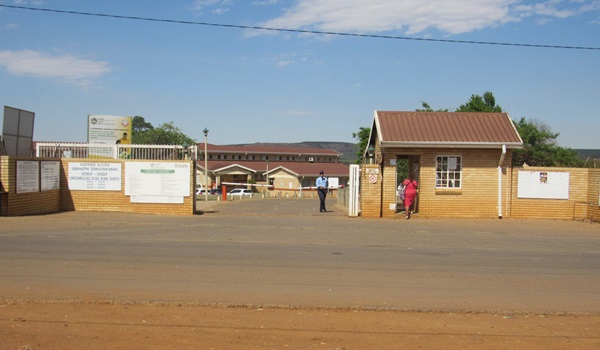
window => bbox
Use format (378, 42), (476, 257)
(436, 156), (462, 188)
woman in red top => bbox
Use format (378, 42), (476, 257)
(402, 175), (418, 220)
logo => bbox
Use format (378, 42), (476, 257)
(90, 117), (98, 124)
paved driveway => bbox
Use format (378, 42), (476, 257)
(2, 199), (600, 349)
(1, 197), (599, 314)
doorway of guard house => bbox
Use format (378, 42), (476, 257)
(396, 155), (420, 215)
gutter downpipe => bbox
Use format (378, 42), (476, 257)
(498, 144), (507, 219)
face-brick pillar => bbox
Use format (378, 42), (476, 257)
(360, 164), (383, 218)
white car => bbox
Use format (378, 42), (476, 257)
(196, 187), (208, 195)
(228, 189), (253, 197)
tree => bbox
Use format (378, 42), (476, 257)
(352, 126), (371, 164)
(416, 102), (448, 112)
(131, 116), (195, 146)
(455, 91), (502, 112)
(512, 118), (583, 167)
(132, 116), (154, 136)
(135, 121), (196, 145)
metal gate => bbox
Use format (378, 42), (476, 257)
(348, 164), (360, 217)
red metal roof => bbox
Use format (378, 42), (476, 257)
(201, 160), (349, 177)
(200, 143), (340, 156)
(374, 111), (523, 148)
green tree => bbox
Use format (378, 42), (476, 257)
(512, 118), (583, 167)
(352, 126), (371, 164)
(416, 102), (448, 112)
(135, 121), (196, 145)
(455, 91), (502, 112)
(132, 116), (154, 135)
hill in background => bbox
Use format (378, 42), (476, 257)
(230, 144), (597, 167)
(230, 142), (359, 164)
(576, 149), (600, 160)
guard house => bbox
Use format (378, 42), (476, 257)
(361, 111), (523, 219)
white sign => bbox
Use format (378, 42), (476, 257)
(68, 162), (122, 191)
(16, 161), (39, 193)
(130, 195), (184, 204)
(328, 177), (339, 189)
(517, 171), (569, 200)
(41, 161), (60, 191)
(125, 162), (190, 197)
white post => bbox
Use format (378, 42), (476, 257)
(498, 145), (507, 219)
(203, 128), (209, 202)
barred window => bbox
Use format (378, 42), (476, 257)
(436, 156), (462, 188)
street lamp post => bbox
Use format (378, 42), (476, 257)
(203, 127), (209, 202)
(266, 159), (269, 193)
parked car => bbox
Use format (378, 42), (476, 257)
(196, 187), (208, 195)
(228, 188), (253, 197)
(210, 188), (223, 195)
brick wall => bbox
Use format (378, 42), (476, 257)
(1, 156), (62, 216)
(1, 156), (195, 216)
(588, 170), (600, 221)
(510, 167), (599, 221)
(61, 159), (195, 216)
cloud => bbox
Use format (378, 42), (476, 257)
(190, 0), (233, 15)
(516, 0), (600, 20)
(0, 22), (19, 30)
(11, 0), (44, 5)
(257, 0), (600, 36)
(271, 52), (310, 68)
(0, 50), (112, 86)
(251, 0), (279, 5)
(277, 60), (293, 67)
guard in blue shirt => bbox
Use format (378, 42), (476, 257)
(316, 170), (328, 212)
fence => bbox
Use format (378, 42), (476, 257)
(36, 143), (198, 160)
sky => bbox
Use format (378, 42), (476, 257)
(0, 0), (599, 148)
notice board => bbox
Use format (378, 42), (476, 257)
(517, 171), (569, 200)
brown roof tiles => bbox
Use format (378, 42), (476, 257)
(374, 111), (523, 148)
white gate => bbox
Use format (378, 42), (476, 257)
(348, 164), (360, 217)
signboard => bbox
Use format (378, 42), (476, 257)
(87, 115), (132, 157)
(41, 161), (60, 191)
(3, 106), (35, 156)
(328, 177), (339, 189)
(130, 195), (184, 204)
(68, 162), (122, 191)
(517, 171), (569, 199)
(125, 162), (190, 198)
(16, 161), (39, 193)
